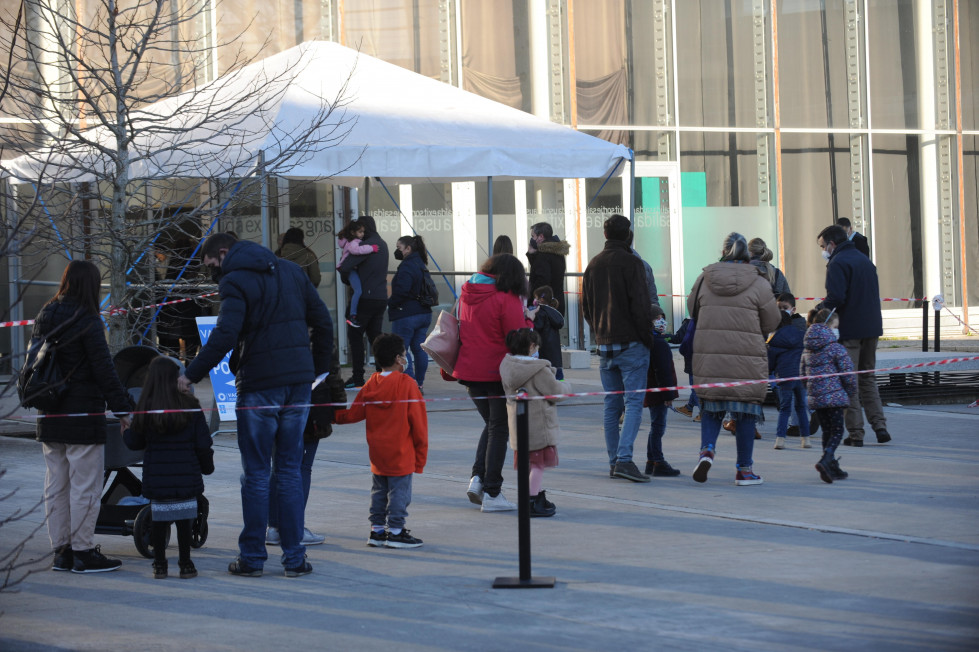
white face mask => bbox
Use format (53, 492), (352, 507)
(783, 309), (793, 317)
(830, 327), (840, 340)
(530, 349), (540, 359)
(653, 318), (667, 334)
(821, 250), (832, 261)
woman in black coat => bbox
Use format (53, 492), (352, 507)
(33, 261), (133, 574)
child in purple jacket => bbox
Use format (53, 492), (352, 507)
(801, 308), (856, 483)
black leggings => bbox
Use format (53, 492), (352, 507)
(152, 518), (192, 563)
(816, 407), (846, 457)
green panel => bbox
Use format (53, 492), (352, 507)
(681, 172), (707, 207)
(634, 175), (673, 323)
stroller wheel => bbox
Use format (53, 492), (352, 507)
(191, 495), (209, 549)
(134, 505), (170, 559)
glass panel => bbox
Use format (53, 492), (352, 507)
(871, 134), (919, 307)
(633, 176), (674, 325)
(409, 182), (456, 308)
(460, 0), (530, 111)
(679, 131), (766, 206)
(288, 180), (337, 328)
(572, 0), (627, 143)
(963, 136), (979, 308)
(475, 180), (517, 266)
(867, 0), (918, 130)
(780, 132), (854, 303)
(676, 0), (771, 128)
(344, 0), (443, 77)
(777, 0), (851, 128)
(962, 2), (979, 130)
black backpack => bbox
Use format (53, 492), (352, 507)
(416, 268), (439, 307)
(18, 311), (82, 411)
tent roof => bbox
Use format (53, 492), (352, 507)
(4, 41), (630, 186)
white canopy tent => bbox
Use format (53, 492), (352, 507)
(5, 40), (631, 187)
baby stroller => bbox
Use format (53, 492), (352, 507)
(95, 346), (210, 559)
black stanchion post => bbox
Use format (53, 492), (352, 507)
(934, 299), (942, 354)
(922, 299), (929, 352)
(493, 389), (555, 589)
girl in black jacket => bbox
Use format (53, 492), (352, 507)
(531, 286), (564, 380)
(125, 356), (214, 579)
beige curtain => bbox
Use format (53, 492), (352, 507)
(461, 0), (522, 110)
(344, 0), (442, 77)
(572, 0), (627, 144)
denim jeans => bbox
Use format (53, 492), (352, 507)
(700, 409), (756, 469)
(466, 380), (509, 496)
(391, 312), (432, 387)
(349, 270), (363, 316)
(646, 404), (668, 463)
(369, 473), (412, 529)
(684, 373), (699, 409)
(776, 380), (810, 438)
(598, 341), (650, 465)
(268, 438), (319, 529)
(236, 383), (310, 569)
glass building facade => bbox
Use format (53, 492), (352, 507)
(2, 0), (977, 363)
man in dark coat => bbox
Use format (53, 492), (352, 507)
(836, 217), (870, 257)
(338, 215), (390, 387)
(582, 214), (653, 483)
(527, 222), (570, 315)
(817, 224), (891, 446)
(180, 232), (332, 578)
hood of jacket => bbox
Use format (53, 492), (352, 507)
(358, 215), (378, 238)
(499, 354), (552, 389)
(356, 371), (413, 410)
(804, 323), (838, 352)
(221, 240), (276, 276)
(703, 261), (766, 297)
(537, 238), (570, 256)
(461, 275), (502, 306)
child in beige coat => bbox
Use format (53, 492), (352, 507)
(499, 328), (569, 517)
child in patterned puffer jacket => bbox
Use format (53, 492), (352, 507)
(801, 308), (856, 483)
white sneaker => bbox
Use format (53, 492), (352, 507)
(301, 528), (326, 546)
(481, 492), (517, 512)
(467, 476), (484, 505)
(266, 527), (280, 546)
(773, 436), (785, 450)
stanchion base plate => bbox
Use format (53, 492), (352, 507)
(492, 576), (556, 589)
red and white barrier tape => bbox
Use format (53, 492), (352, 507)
(0, 292), (219, 328)
(935, 297), (978, 336)
(564, 291), (926, 303)
(9, 354), (979, 421)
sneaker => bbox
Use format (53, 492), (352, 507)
(345, 317), (362, 329)
(71, 546), (121, 574)
(692, 413), (701, 422)
(529, 493), (556, 517)
(613, 460), (651, 483)
(786, 425), (800, 437)
(773, 436), (785, 450)
(52, 545), (72, 572)
(228, 558), (263, 577)
(367, 530), (388, 547)
(467, 476), (484, 505)
(481, 492), (517, 512)
(829, 458), (849, 480)
(800, 436), (812, 449)
(650, 461), (681, 477)
(609, 464), (615, 478)
(284, 559), (313, 577)
(875, 429), (892, 444)
(843, 437), (864, 447)
(344, 377), (364, 389)
(266, 527), (280, 546)
(675, 405), (694, 418)
(692, 448), (714, 483)
(153, 560), (168, 579)
(301, 528), (326, 546)
(754, 427), (762, 440)
(735, 466), (764, 486)
(179, 560), (197, 579)
(722, 419), (736, 433)
(385, 529), (423, 549)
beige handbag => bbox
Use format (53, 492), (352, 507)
(421, 300), (460, 375)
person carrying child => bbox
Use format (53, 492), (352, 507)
(643, 306), (682, 477)
(124, 356), (214, 579)
(801, 308), (857, 483)
(499, 328), (566, 517)
(768, 302), (812, 451)
(531, 285), (565, 381)
(336, 220), (380, 329)
(334, 333), (428, 548)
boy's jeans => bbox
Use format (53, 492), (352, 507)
(370, 473), (412, 530)
(776, 380), (810, 438)
(599, 341), (650, 465)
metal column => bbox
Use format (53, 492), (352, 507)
(933, 0), (957, 302)
(652, 0), (672, 160)
(438, 0), (456, 85)
(752, 0), (771, 207)
(844, 0), (868, 237)
(547, 0), (567, 123)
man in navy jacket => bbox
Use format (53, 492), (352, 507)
(817, 225), (891, 446)
(180, 232), (332, 577)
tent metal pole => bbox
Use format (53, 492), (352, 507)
(363, 176), (371, 214)
(259, 150), (269, 248)
(629, 149), (636, 223)
(488, 176), (494, 247)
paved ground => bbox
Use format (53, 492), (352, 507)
(0, 361), (977, 651)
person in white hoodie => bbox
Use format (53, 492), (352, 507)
(499, 328), (568, 517)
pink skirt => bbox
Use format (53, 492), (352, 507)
(513, 446), (558, 469)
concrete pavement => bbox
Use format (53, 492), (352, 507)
(1, 362), (977, 651)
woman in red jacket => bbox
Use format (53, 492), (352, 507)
(455, 254), (536, 512)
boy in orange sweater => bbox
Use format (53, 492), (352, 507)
(335, 333), (428, 548)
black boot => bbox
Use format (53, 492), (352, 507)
(153, 559), (168, 579)
(815, 451), (834, 484)
(529, 492), (556, 517)
(829, 457), (848, 480)
(179, 559), (197, 579)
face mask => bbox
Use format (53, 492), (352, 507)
(209, 266), (223, 283)
(830, 328), (840, 340)
(394, 249), (405, 261)
(532, 299), (539, 307)
(653, 318), (667, 334)
(530, 349), (540, 359)
(783, 309), (793, 317)
(821, 249), (831, 261)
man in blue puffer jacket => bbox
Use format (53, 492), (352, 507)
(180, 232), (332, 578)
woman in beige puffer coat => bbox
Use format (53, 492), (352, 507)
(688, 232), (781, 486)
